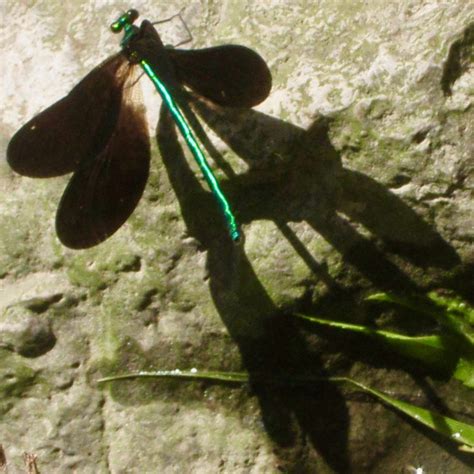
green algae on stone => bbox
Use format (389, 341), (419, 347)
(66, 244), (142, 293)
(0, 350), (37, 403)
(0, 215), (34, 278)
(67, 263), (109, 293)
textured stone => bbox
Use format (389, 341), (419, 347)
(1, 1), (473, 473)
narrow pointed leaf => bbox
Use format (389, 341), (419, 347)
(333, 377), (474, 450)
(294, 313), (453, 369)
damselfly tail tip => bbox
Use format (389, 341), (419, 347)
(231, 229), (245, 246)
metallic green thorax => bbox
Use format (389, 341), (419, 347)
(111, 11), (240, 241)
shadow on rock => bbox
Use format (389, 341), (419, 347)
(151, 94), (470, 471)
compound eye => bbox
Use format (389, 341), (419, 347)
(110, 9), (139, 33)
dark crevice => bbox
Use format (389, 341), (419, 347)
(441, 23), (474, 96)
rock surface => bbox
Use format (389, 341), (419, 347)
(1, 1), (473, 472)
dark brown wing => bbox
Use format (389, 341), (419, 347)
(167, 45), (272, 108)
(55, 81), (150, 249)
(7, 53), (129, 177)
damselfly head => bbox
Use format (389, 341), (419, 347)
(110, 9), (139, 33)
